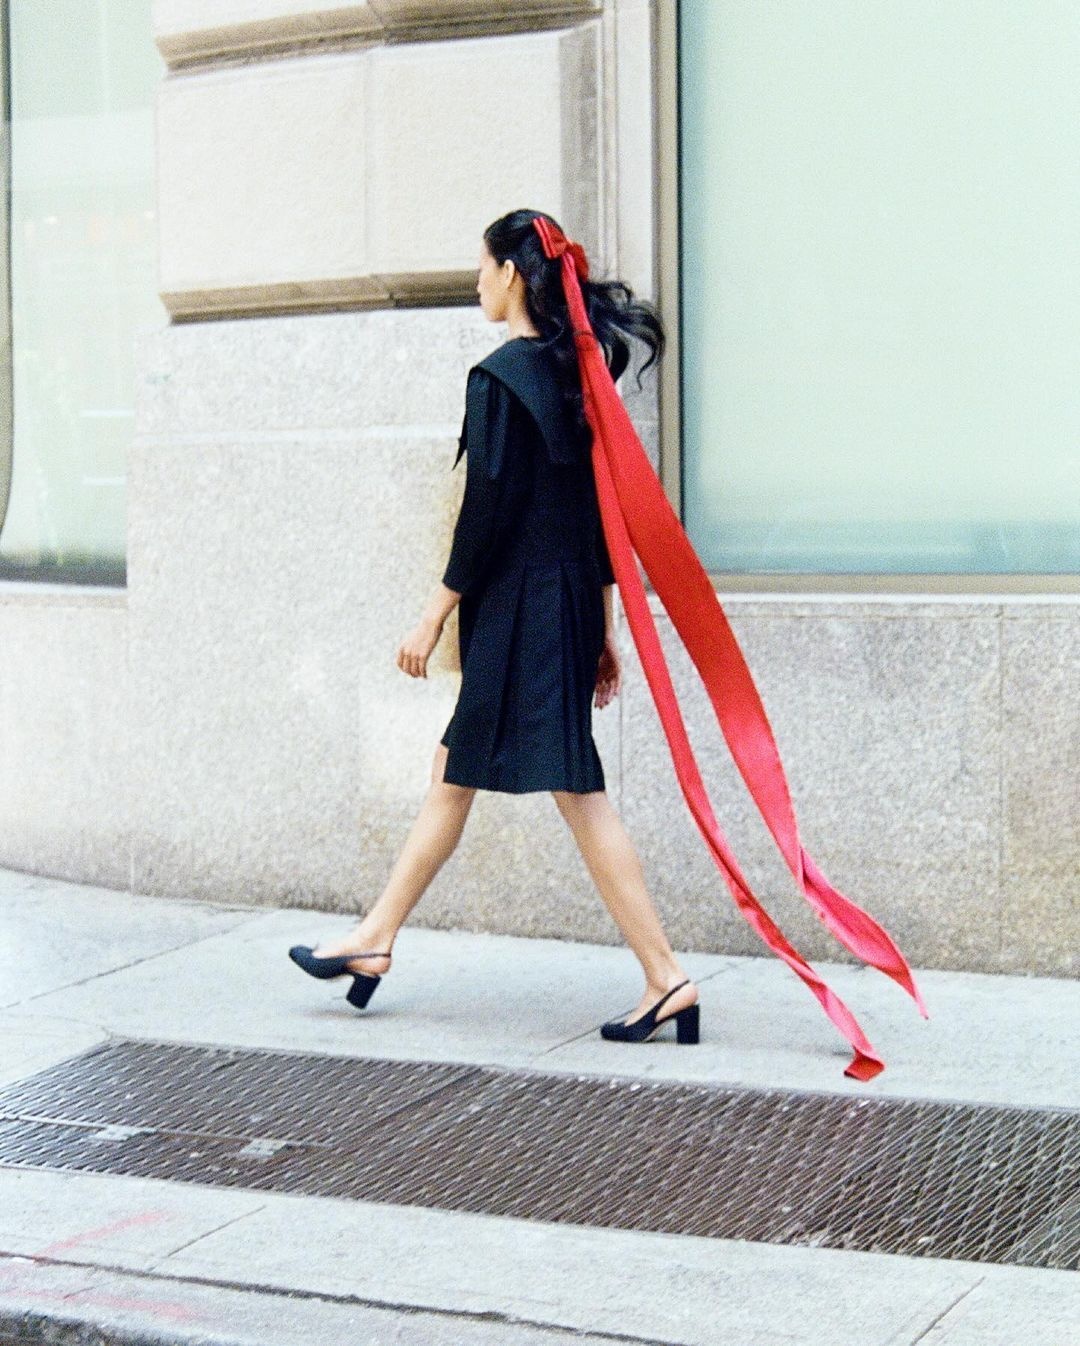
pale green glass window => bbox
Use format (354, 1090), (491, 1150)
(679, 2), (1080, 576)
(0, 0), (164, 585)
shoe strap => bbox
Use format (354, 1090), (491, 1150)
(651, 979), (689, 1013)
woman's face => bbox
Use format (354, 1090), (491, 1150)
(477, 239), (511, 322)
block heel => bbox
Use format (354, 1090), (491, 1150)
(675, 1001), (700, 1044)
(600, 979), (701, 1044)
(345, 972), (381, 1009)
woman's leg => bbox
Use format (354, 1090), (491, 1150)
(312, 743), (477, 973)
(551, 788), (698, 1022)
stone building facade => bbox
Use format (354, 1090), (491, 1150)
(0, 1), (1075, 977)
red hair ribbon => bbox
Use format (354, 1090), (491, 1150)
(542, 228), (589, 283)
(533, 214), (928, 1080)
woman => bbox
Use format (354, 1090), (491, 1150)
(289, 208), (700, 1046)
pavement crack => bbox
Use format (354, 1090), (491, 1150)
(150, 1205), (268, 1266)
(906, 1277), (985, 1344)
(0, 910), (271, 1011)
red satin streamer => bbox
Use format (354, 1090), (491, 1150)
(532, 215), (928, 1080)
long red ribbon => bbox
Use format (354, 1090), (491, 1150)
(533, 216), (928, 1080)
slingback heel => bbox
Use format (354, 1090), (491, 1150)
(675, 1001), (700, 1044)
(287, 945), (391, 1010)
(600, 979), (701, 1044)
(344, 970), (381, 1009)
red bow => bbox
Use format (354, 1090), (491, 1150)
(534, 216), (589, 282)
(532, 214), (927, 1080)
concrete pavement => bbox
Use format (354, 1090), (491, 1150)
(0, 866), (1077, 1345)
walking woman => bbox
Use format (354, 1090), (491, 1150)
(290, 208), (701, 1046)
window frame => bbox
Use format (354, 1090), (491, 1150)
(0, 1), (12, 540)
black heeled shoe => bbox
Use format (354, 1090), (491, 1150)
(287, 945), (390, 1009)
(600, 979), (700, 1044)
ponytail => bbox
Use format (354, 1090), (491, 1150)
(482, 209), (665, 442)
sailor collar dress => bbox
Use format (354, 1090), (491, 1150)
(439, 335), (627, 794)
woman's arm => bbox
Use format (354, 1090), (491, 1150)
(602, 582), (615, 637)
(398, 580), (459, 678)
(421, 582), (461, 633)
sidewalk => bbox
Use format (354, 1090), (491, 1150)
(0, 866), (1077, 1345)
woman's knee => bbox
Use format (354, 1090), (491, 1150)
(552, 788), (603, 819)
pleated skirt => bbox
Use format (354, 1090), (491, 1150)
(440, 556), (607, 794)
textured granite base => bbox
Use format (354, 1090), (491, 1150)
(0, 309), (1075, 976)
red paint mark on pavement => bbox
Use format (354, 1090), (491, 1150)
(0, 1210), (206, 1325)
(34, 1210), (171, 1257)
(0, 1284), (202, 1323)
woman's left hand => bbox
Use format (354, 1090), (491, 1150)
(594, 632), (621, 709)
(396, 617), (443, 679)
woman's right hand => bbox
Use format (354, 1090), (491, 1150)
(594, 632), (621, 709)
(396, 615), (443, 679)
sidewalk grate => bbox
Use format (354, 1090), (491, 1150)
(0, 1039), (1076, 1270)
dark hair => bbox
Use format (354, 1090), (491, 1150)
(482, 208), (666, 441)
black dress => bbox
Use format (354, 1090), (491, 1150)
(438, 335), (626, 794)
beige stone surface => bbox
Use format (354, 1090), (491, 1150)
(999, 609), (1079, 975)
(365, 24), (598, 278)
(157, 51), (371, 303)
(0, 588), (129, 889)
(621, 601), (1006, 971)
(156, 21), (603, 315)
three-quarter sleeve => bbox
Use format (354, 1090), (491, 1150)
(442, 369), (533, 598)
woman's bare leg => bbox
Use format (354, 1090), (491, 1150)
(312, 743), (476, 975)
(552, 788), (698, 1022)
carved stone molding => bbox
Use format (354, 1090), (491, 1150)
(154, 0), (602, 69)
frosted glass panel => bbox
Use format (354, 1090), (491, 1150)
(0, 1), (164, 584)
(679, 1), (1080, 574)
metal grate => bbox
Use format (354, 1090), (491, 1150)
(0, 1039), (1075, 1270)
